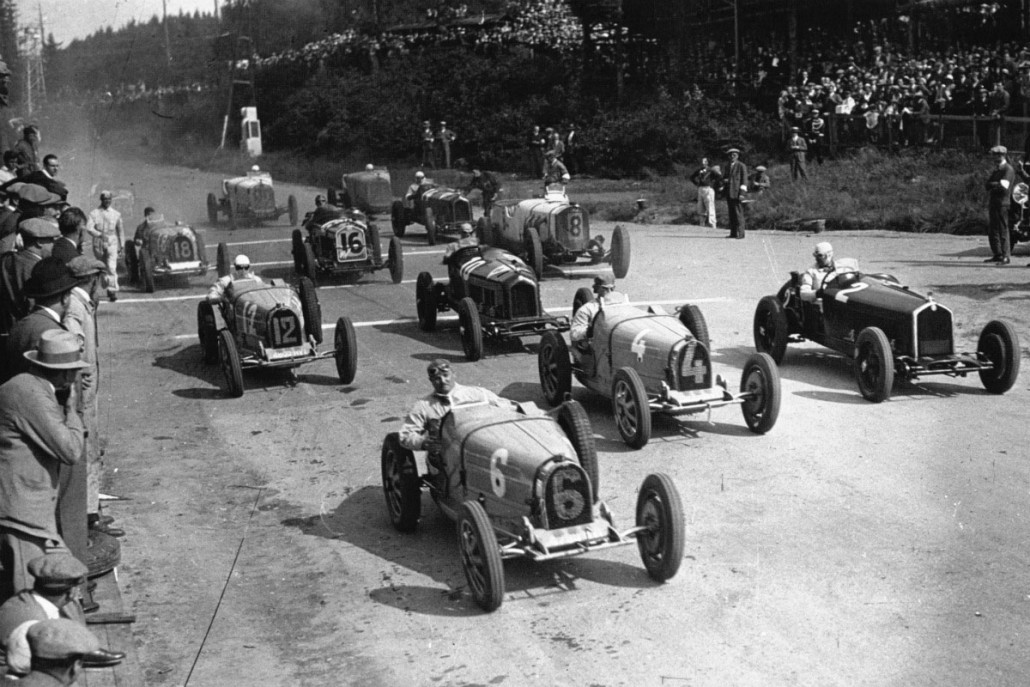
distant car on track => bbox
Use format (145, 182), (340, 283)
(207, 167), (298, 229)
(328, 166), (394, 217)
(380, 398), (685, 612)
(293, 205), (403, 285)
(753, 262), (1020, 401)
(392, 180), (473, 245)
(124, 215), (209, 293)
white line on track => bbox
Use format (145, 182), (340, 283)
(166, 297), (730, 340)
(223, 238), (292, 247)
(222, 236), (445, 258)
(114, 279), (423, 303)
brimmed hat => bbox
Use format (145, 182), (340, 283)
(99, 189), (113, 200)
(990, 145), (1008, 154)
(19, 217), (59, 240)
(24, 329), (88, 370)
(67, 256), (107, 279)
(755, 165), (767, 172)
(727, 147), (741, 155)
(17, 183), (62, 206)
(24, 256), (78, 298)
(27, 619), (100, 660)
(28, 552), (88, 591)
(593, 273), (615, 288)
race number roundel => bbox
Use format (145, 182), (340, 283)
(489, 448), (509, 497)
(172, 236), (194, 261)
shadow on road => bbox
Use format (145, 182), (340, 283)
(929, 281), (1030, 301)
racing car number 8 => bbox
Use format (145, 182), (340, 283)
(489, 448), (509, 497)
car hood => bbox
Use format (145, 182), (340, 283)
(823, 273), (935, 315)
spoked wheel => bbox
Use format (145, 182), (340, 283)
(635, 473), (685, 582)
(557, 400), (598, 502)
(380, 433), (421, 533)
(391, 200), (406, 237)
(677, 303), (710, 351)
(333, 316), (357, 384)
(388, 236), (404, 284)
(610, 224), (630, 278)
(196, 302), (219, 364)
(739, 352), (781, 434)
(457, 296), (483, 361)
(537, 331), (572, 406)
(977, 319), (1020, 394)
(753, 295), (789, 364)
(291, 229), (305, 274)
(523, 226), (543, 278)
(415, 272), (437, 331)
(855, 326), (894, 402)
(217, 329), (244, 398)
(457, 500), (504, 613)
(298, 277), (323, 345)
(612, 367), (651, 449)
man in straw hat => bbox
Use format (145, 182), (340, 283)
(0, 329), (86, 602)
(724, 147), (749, 239)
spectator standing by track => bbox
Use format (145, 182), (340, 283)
(985, 145), (1016, 265)
(436, 121), (456, 170)
(724, 148), (748, 240)
(787, 128), (808, 181)
(529, 125), (545, 178)
(420, 120), (435, 169)
(689, 157), (719, 229)
(84, 191), (123, 303)
(13, 126), (40, 177)
(564, 124), (578, 175)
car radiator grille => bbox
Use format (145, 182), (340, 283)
(916, 307), (953, 356)
(267, 309), (303, 349)
(452, 201), (473, 223)
(544, 463), (592, 529)
(509, 282), (539, 319)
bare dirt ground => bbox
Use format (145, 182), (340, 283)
(61, 146), (1030, 687)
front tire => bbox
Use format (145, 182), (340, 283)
(388, 236), (403, 284)
(298, 276), (323, 345)
(303, 243), (318, 285)
(678, 303), (710, 351)
(754, 295), (789, 364)
(739, 352), (781, 434)
(381, 433), (421, 533)
(635, 473), (685, 582)
(538, 331), (572, 407)
(610, 224), (630, 278)
(196, 302), (218, 364)
(291, 229), (304, 274)
(416, 272), (437, 331)
(523, 226), (543, 278)
(217, 329), (244, 398)
(557, 400), (599, 502)
(333, 316), (357, 384)
(457, 501), (504, 612)
(391, 200), (406, 237)
(612, 367), (651, 449)
(855, 326), (894, 402)
(977, 319), (1020, 394)
(457, 296), (483, 361)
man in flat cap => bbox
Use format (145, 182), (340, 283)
(85, 190), (124, 302)
(22, 618), (105, 685)
(570, 273), (626, 375)
(985, 145), (1016, 264)
(5, 257), (78, 381)
(0, 330), (86, 603)
(0, 218), (63, 369)
(399, 359), (511, 493)
(724, 148), (749, 239)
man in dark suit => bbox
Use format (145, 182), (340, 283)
(21, 155), (68, 202)
(51, 209), (85, 264)
(724, 148), (749, 239)
(5, 257), (76, 382)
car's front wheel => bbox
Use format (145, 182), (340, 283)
(753, 295), (789, 364)
(415, 272), (437, 331)
(388, 236), (403, 284)
(523, 226), (543, 278)
(298, 276), (323, 345)
(854, 326), (894, 402)
(391, 200), (406, 237)
(380, 433), (421, 533)
(635, 473), (685, 583)
(216, 242), (231, 278)
(977, 319), (1020, 394)
(739, 352), (781, 434)
(291, 229), (304, 274)
(196, 302), (219, 364)
(457, 500), (505, 612)
(538, 331), (572, 407)
(217, 329), (244, 398)
(457, 297), (483, 361)
(333, 316), (357, 384)
(612, 367), (651, 449)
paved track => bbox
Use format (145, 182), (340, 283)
(76, 155), (1030, 686)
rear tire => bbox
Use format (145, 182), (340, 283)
(388, 236), (403, 284)
(977, 319), (1020, 394)
(391, 200), (406, 237)
(610, 224), (630, 278)
(635, 473), (685, 582)
(678, 303), (710, 351)
(754, 296), (789, 364)
(458, 296), (483, 361)
(381, 433), (421, 532)
(416, 272), (437, 331)
(217, 329), (244, 398)
(333, 316), (357, 384)
(855, 326), (894, 402)
(739, 352), (781, 434)
(298, 276), (323, 345)
(538, 331), (572, 407)
(523, 226), (543, 278)
(457, 501), (505, 612)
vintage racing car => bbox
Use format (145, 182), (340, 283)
(538, 291), (781, 449)
(477, 185), (630, 279)
(197, 256), (356, 397)
(327, 166), (394, 216)
(124, 215), (209, 292)
(380, 398), (685, 612)
(391, 179), (473, 245)
(207, 167), (298, 228)
(753, 262), (1020, 402)
(415, 245), (569, 361)
(293, 206), (403, 285)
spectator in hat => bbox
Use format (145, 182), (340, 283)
(724, 148), (749, 239)
(22, 618), (105, 685)
(985, 145), (1016, 265)
(464, 169), (501, 216)
(5, 257), (78, 382)
(542, 149), (570, 186)
(529, 125), (546, 178)
(0, 330), (87, 603)
(13, 125), (41, 177)
(51, 208), (86, 264)
(0, 217), (62, 347)
(436, 120), (456, 169)
(420, 120), (435, 169)
(787, 127), (808, 181)
(0, 552), (88, 675)
(85, 190), (123, 302)
(749, 165), (771, 196)
(987, 81), (1010, 147)
(16, 183), (63, 224)
(22, 155), (68, 202)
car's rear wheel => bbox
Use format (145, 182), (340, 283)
(610, 224), (630, 278)
(612, 367), (651, 449)
(298, 276), (323, 345)
(572, 287), (594, 316)
(391, 200), (406, 237)
(740, 352), (781, 434)
(523, 226), (543, 278)
(207, 192), (219, 225)
(557, 400), (599, 503)
(216, 242), (231, 278)
(388, 236), (403, 284)
(635, 473), (685, 583)
(139, 250), (156, 293)
(678, 303), (710, 351)
(538, 331), (572, 407)
(416, 272), (437, 331)
(381, 433), (421, 533)
(855, 326), (894, 402)
(123, 241), (138, 285)
(333, 316), (357, 384)
(754, 295), (789, 364)
(977, 319), (1020, 394)
(196, 302), (219, 364)
(303, 243), (318, 285)
(457, 500), (504, 613)
(287, 194), (298, 227)
(217, 329), (244, 398)
(291, 229), (304, 274)
(457, 296), (483, 362)
(424, 207), (437, 245)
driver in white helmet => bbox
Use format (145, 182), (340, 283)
(405, 171), (427, 204)
(207, 254), (264, 303)
(443, 223), (479, 262)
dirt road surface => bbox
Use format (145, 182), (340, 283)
(61, 149), (1030, 687)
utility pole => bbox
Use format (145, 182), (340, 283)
(162, 0), (172, 68)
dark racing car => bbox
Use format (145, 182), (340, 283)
(753, 262), (1020, 402)
(292, 206), (403, 285)
(392, 181), (473, 245)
